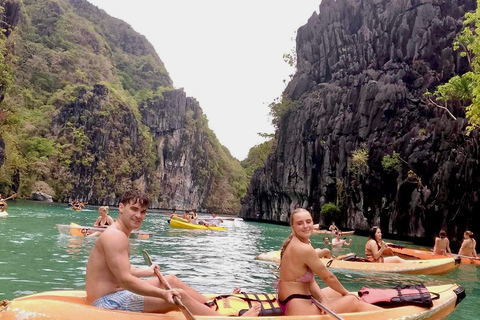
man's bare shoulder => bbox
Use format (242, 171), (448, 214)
(98, 225), (129, 244)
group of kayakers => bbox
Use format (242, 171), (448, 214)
(76, 191), (476, 317)
(171, 210), (223, 227)
(433, 229), (477, 258)
(276, 208), (478, 316)
(70, 200), (88, 211)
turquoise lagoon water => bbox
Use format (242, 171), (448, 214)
(0, 200), (478, 319)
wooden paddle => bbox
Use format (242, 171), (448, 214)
(454, 253), (480, 260)
(2, 193), (17, 201)
(425, 248), (479, 261)
(201, 217), (235, 221)
(142, 250), (196, 320)
(311, 297), (346, 320)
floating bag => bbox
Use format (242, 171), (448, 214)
(204, 292), (282, 317)
(358, 284), (439, 308)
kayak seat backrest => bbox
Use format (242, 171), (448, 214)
(205, 292), (282, 316)
(341, 253), (371, 262)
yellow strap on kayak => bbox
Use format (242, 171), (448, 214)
(0, 299), (10, 312)
(205, 293), (281, 316)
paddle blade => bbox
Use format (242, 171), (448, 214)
(142, 249), (153, 266)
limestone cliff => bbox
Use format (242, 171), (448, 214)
(240, 0), (479, 244)
(0, 0), (246, 213)
(139, 90), (246, 212)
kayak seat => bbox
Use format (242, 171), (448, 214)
(204, 292), (282, 316)
(341, 253), (371, 262)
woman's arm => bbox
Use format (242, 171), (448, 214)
(301, 245), (348, 296)
(93, 217), (101, 227)
(368, 240), (385, 261)
(433, 238), (440, 251)
(446, 239), (451, 254)
(309, 279), (328, 302)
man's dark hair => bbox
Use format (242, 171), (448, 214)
(120, 190), (150, 207)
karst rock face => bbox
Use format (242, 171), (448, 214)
(138, 89), (212, 210)
(51, 85), (218, 211)
(240, 0), (479, 244)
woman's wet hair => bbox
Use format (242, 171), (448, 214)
(120, 190), (150, 207)
(439, 230), (447, 238)
(369, 226), (380, 240)
(465, 230), (474, 238)
(368, 226), (382, 247)
(280, 208), (310, 260)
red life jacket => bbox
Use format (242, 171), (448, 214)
(358, 284), (439, 308)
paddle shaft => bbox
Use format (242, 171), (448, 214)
(311, 297), (346, 320)
(427, 248), (479, 260)
(455, 253), (480, 260)
(142, 250), (197, 320)
(2, 193), (17, 201)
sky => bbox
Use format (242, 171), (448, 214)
(86, 0), (320, 160)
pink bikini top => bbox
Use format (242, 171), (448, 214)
(296, 267), (314, 282)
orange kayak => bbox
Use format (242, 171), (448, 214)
(256, 251), (460, 275)
(388, 246), (480, 266)
(0, 284), (465, 320)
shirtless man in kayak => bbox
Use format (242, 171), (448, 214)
(85, 190), (260, 316)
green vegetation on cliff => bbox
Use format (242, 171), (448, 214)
(428, 0), (480, 131)
(0, 0), (247, 212)
(241, 138), (275, 181)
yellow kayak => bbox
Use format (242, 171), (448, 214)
(0, 284), (465, 320)
(169, 217), (227, 231)
(256, 251), (460, 275)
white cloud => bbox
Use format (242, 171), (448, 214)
(86, 0), (319, 160)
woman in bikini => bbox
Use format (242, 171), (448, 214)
(94, 206), (114, 227)
(433, 230), (451, 255)
(458, 231), (477, 258)
(277, 208), (381, 316)
(365, 226), (405, 263)
(88, 206), (114, 237)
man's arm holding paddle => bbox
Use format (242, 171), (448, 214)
(130, 263), (157, 278)
(103, 230), (179, 303)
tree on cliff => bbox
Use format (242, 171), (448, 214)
(428, 2), (480, 131)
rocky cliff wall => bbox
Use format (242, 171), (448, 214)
(50, 84), (155, 204)
(240, 0), (479, 245)
(139, 90), (210, 210)
(49, 85), (244, 213)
